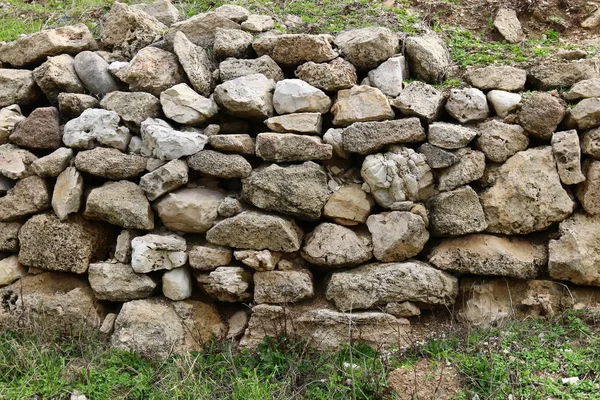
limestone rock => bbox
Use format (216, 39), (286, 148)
(173, 31), (215, 97)
(476, 120), (528, 163)
(582, 127), (600, 159)
(206, 211), (304, 252)
(273, 79), (331, 115)
(487, 90), (521, 118)
(114, 229), (138, 264)
(576, 160), (600, 214)
(227, 311), (249, 339)
(219, 56), (284, 82)
(391, 81), (444, 122)
(0, 69), (40, 108)
(528, 59), (600, 90)
(326, 261), (458, 311)
(564, 78), (600, 101)
(295, 58), (357, 91)
(384, 302), (421, 318)
(301, 223), (372, 268)
(265, 113), (323, 134)
(160, 83), (218, 126)
(139, 159), (188, 201)
(323, 184), (374, 225)
(331, 85), (394, 126)
(57, 93), (100, 120)
(141, 118), (207, 160)
(52, 167), (83, 220)
(218, 197), (243, 217)
(323, 128), (349, 158)
(445, 88), (489, 123)
(242, 162), (330, 220)
(0, 24), (96, 67)
(214, 28), (253, 59)
(32, 54), (85, 105)
(404, 34), (450, 83)
(18, 213), (114, 273)
(0, 105), (25, 144)
(234, 249), (281, 271)
(100, 91), (161, 129)
(0, 144), (37, 180)
(89, 262), (157, 301)
(197, 266), (253, 302)
(214, 74), (275, 118)
(73, 51), (119, 97)
(241, 15), (274, 32)
(84, 181), (154, 230)
(131, 233), (186, 273)
(361, 146), (435, 209)
(341, 118), (425, 155)
(494, 8), (524, 43)
(417, 143), (460, 169)
(214, 4), (250, 22)
(188, 150), (252, 178)
(366, 211), (429, 262)
(254, 270), (313, 304)
(166, 11), (241, 48)
(208, 134), (255, 155)
(189, 243), (232, 271)
(155, 187), (225, 233)
(30, 148), (73, 178)
(253, 34), (338, 66)
(0, 255), (27, 287)
(481, 147), (575, 234)
(255, 133), (332, 162)
(63, 109), (131, 151)
(163, 267), (193, 300)
(425, 186), (487, 237)
(518, 92), (565, 140)
(116, 47), (185, 96)
(428, 234), (547, 279)
(131, 0), (180, 26)
(75, 147), (146, 180)
(465, 65), (526, 91)
(367, 56), (405, 97)
(570, 97), (600, 130)
(0, 176), (49, 222)
(551, 130), (585, 185)
(429, 122), (478, 149)
(437, 150), (486, 192)
(334, 27), (399, 70)
(0, 222), (21, 252)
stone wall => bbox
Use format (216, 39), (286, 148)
(1, 1), (600, 357)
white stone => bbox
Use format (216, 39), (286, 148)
(367, 56), (404, 97)
(140, 118), (207, 160)
(131, 234), (187, 273)
(273, 79), (331, 114)
(52, 167), (83, 220)
(487, 90), (521, 118)
(161, 83), (218, 126)
(0, 255), (27, 286)
(63, 109), (131, 151)
(162, 267), (193, 300)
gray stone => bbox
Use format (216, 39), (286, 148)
(218, 197), (244, 217)
(273, 79), (331, 115)
(366, 211), (429, 262)
(391, 81), (444, 122)
(173, 31), (215, 97)
(100, 91), (161, 128)
(518, 92), (566, 140)
(465, 65), (526, 91)
(241, 15), (274, 32)
(437, 150), (486, 192)
(582, 127), (600, 159)
(139, 159), (188, 201)
(528, 59), (600, 90)
(564, 78), (600, 101)
(74, 51), (120, 97)
(188, 150), (252, 178)
(57, 93), (99, 120)
(341, 118), (425, 155)
(428, 122), (478, 149)
(254, 270), (314, 304)
(155, 187), (225, 233)
(331, 85), (394, 126)
(265, 113), (323, 134)
(425, 186), (487, 237)
(214, 28), (253, 59)
(418, 143), (460, 169)
(551, 129), (585, 185)
(166, 12), (241, 48)
(32, 54), (85, 105)
(384, 302), (421, 318)
(234, 249), (281, 271)
(63, 109), (131, 151)
(253, 34), (338, 66)
(570, 97), (600, 130)
(494, 8), (524, 43)
(301, 223), (372, 268)
(0, 176), (49, 222)
(0, 222), (21, 252)
(255, 133), (332, 162)
(130, 0), (180, 26)
(141, 118), (207, 160)
(334, 27), (399, 70)
(114, 229), (138, 264)
(404, 34), (450, 83)
(0, 69), (40, 108)
(0, 144), (37, 180)
(214, 4), (249, 22)
(160, 83), (218, 126)
(445, 88), (489, 123)
(89, 262), (157, 301)
(75, 147), (146, 180)
(295, 58), (357, 91)
(162, 267), (193, 300)
(367, 56), (405, 97)
(476, 120), (528, 163)
(214, 74), (275, 118)
(487, 90), (521, 118)
(219, 55), (284, 82)
(52, 167), (83, 220)
(576, 160), (600, 215)
(31, 148), (73, 178)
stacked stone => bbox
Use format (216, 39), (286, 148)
(1, 0), (600, 357)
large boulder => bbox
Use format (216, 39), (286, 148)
(404, 34), (450, 83)
(295, 58), (357, 91)
(428, 234), (547, 279)
(74, 147), (147, 180)
(0, 69), (41, 107)
(331, 85), (394, 126)
(425, 186), (488, 237)
(241, 162), (330, 220)
(301, 223), (372, 268)
(88, 262), (158, 301)
(18, 213), (115, 274)
(366, 211), (429, 262)
(155, 187), (225, 233)
(0, 176), (50, 222)
(342, 118), (425, 155)
(326, 261), (458, 311)
(253, 34), (338, 66)
(32, 54), (86, 105)
(214, 74), (275, 118)
(334, 27), (399, 70)
(480, 147), (575, 234)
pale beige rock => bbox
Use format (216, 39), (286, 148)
(0, 69), (41, 108)
(437, 150), (486, 192)
(31, 148), (73, 178)
(518, 92), (565, 140)
(189, 243), (232, 271)
(241, 15), (274, 32)
(323, 184), (374, 225)
(564, 78), (600, 101)
(197, 266), (253, 302)
(265, 113), (323, 134)
(89, 262), (157, 301)
(384, 302), (421, 318)
(234, 249), (281, 271)
(131, 0), (180, 26)
(445, 88), (489, 123)
(139, 159), (188, 201)
(63, 109), (131, 151)
(208, 134), (255, 155)
(366, 211), (429, 262)
(131, 233), (187, 273)
(32, 54), (86, 105)
(425, 186), (487, 237)
(253, 34), (338, 66)
(576, 160), (600, 214)
(214, 74), (275, 118)
(295, 58), (357, 91)
(341, 118), (425, 155)
(551, 130), (585, 185)
(404, 34), (450, 83)
(465, 65), (526, 91)
(160, 83), (218, 126)
(156, 187), (225, 233)
(494, 8), (524, 43)
(0, 105), (25, 144)
(57, 93), (99, 120)
(214, 28), (253, 59)
(0, 176), (50, 222)
(115, 229), (139, 264)
(301, 223), (372, 268)
(582, 127), (600, 159)
(528, 59), (600, 90)
(476, 120), (528, 163)
(331, 85), (394, 127)
(391, 81), (444, 122)
(254, 269), (314, 304)
(255, 133), (332, 162)
(227, 311), (249, 339)
(0, 255), (27, 287)
(74, 147), (147, 180)
(273, 79), (331, 115)
(141, 118), (208, 160)
(173, 32), (215, 97)
(162, 267), (193, 300)
(100, 91), (161, 129)
(0, 222), (21, 252)
(570, 97), (600, 130)
(218, 56), (284, 82)
(334, 27), (399, 70)
(214, 4), (249, 22)
(167, 11), (241, 48)
(0, 144), (37, 179)
(487, 90), (521, 118)
(52, 167), (83, 221)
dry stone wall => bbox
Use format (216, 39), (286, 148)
(1, 0), (600, 356)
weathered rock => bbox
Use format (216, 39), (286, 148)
(428, 122), (475, 150)
(241, 15), (274, 32)
(32, 54), (85, 105)
(155, 187), (225, 233)
(425, 186), (487, 237)
(437, 150), (486, 192)
(323, 128), (349, 158)
(253, 34), (338, 66)
(234, 249), (280, 271)
(100, 91), (161, 129)
(265, 113), (323, 134)
(0, 24), (96, 67)
(582, 127), (600, 159)
(254, 269), (313, 304)
(255, 133), (332, 162)
(84, 181), (154, 230)
(63, 109), (131, 151)
(445, 88), (489, 123)
(189, 243), (232, 271)
(465, 65), (526, 91)
(384, 302), (421, 318)
(417, 143), (459, 169)
(487, 90), (521, 118)
(141, 118), (207, 160)
(331, 85), (394, 126)
(334, 27), (399, 70)
(214, 28), (253, 59)
(0, 69), (40, 108)
(208, 134), (255, 155)
(0, 105), (25, 144)
(206, 211), (304, 252)
(341, 118), (425, 155)
(528, 59), (600, 90)
(73, 51), (119, 97)
(494, 8), (524, 43)
(273, 79), (331, 115)
(0, 255), (27, 287)
(218, 197), (244, 217)
(428, 234), (546, 279)
(163, 267), (192, 300)
(57, 93), (99, 120)
(551, 130), (585, 185)
(326, 261), (458, 311)
(114, 229), (138, 264)
(367, 56), (405, 97)
(100, 2), (165, 57)
(214, 4), (250, 22)
(404, 34), (450, 83)
(391, 81), (444, 122)
(18, 213), (114, 273)
(166, 11), (241, 48)
(160, 83), (217, 126)
(366, 211), (429, 262)
(576, 160), (600, 214)
(75, 147), (146, 180)
(52, 167), (83, 220)
(131, 0), (180, 26)
(88, 262), (157, 301)
(301, 223), (372, 268)
(0, 144), (37, 180)
(570, 97), (600, 130)
(242, 162), (330, 220)
(323, 184), (374, 225)
(139, 159), (188, 201)
(0, 222), (21, 252)
(116, 47), (185, 96)
(227, 310), (249, 339)
(9, 106), (61, 150)
(190, 149), (251, 177)
(564, 78), (600, 101)
(30, 148), (73, 178)
(549, 212), (600, 286)
(481, 147), (575, 234)
(361, 146), (435, 209)
(476, 120), (528, 163)
(219, 55), (284, 82)
(173, 31), (215, 97)
(0, 176), (49, 222)
(214, 74), (275, 118)
(518, 92), (565, 140)
(130, 233), (186, 273)
(197, 266), (253, 302)
(295, 58), (357, 91)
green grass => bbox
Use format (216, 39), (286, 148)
(1, 310), (599, 399)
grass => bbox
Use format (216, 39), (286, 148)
(1, 309), (599, 399)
